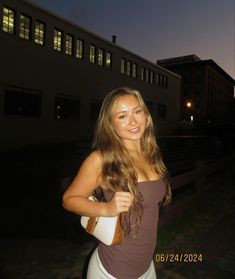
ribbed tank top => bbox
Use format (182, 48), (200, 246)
(98, 179), (166, 279)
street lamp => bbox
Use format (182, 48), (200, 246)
(186, 101), (192, 108)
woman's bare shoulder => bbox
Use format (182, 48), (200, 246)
(78, 150), (103, 181)
(83, 150), (103, 168)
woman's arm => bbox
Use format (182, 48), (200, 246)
(62, 151), (133, 217)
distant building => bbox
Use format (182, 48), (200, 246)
(0, 0), (181, 150)
(157, 55), (235, 125)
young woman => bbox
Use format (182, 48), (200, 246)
(63, 87), (171, 279)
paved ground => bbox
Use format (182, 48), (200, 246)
(0, 164), (234, 279)
(1, 181), (234, 279)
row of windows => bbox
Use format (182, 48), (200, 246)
(121, 58), (137, 79)
(141, 67), (168, 88)
(2, 6), (169, 88)
(3, 7), (45, 45)
(2, 6), (112, 66)
(120, 57), (168, 88)
(89, 44), (112, 68)
(4, 86), (167, 120)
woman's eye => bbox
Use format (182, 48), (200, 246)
(136, 109), (142, 114)
(118, 115), (127, 119)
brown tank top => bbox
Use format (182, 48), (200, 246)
(98, 179), (166, 278)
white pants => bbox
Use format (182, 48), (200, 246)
(87, 247), (157, 279)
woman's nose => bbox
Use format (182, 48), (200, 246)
(129, 114), (137, 125)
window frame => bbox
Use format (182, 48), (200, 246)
(54, 94), (81, 121)
(34, 20), (45, 46)
(105, 51), (112, 69)
(19, 13), (31, 40)
(89, 44), (96, 64)
(121, 58), (126, 74)
(98, 48), (104, 66)
(65, 33), (73, 56)
(76, 38), (84, 59)
(53, 28), (63, 52)
(2, 6), (15, 35)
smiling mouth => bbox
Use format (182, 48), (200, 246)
(129, 127), (140, 133)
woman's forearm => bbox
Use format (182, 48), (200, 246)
(62, 196), (109, 217)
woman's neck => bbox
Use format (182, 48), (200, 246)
(122, 139), (141, 154)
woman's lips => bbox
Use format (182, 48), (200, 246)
(129, 127), (140, 133)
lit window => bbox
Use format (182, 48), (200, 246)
(76, 38), (84, 59)
(65, 34), (73, 55)
(126, 61), (131, 76)
(54, 29), (62, 51)
(19, 14), (31, 40)
(132, 63), (137, 78)
(141, 67), (145, 81)
(121, 58), (126, 74)
(106, 52), (112, 69)
(3, 7), (15, 34)
(89, 44), (96, 63)
(4, 86), (41, 117)
(55, 95), (80, 120)
(98, 48), (104, 66)
(34, 20), (45, 45)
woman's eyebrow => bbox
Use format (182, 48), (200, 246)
(115, 105), (142, 115)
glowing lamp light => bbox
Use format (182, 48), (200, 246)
(186, 102), (192, 108)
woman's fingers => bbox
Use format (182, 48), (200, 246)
(114, 192), (133, 213)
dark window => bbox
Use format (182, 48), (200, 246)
(4, 86), (41, 117)
(126, 60), (131, 76)
(19, 14), (31, 40)
(145, 100), (153, 116)
(90, 100), (102, 121)
(141, 67), (145, 81)
(55, 95), (80, 120)
(145, 69), (149, 82)
(121, 58), (126, 74)
(157, 103), (167, 119)
(165, 77), (168, 88)
(34, 20), (45, 45)
(150, 71), (154, 84)
(132, 63), (137, 78)
(2, 7), (15, 34)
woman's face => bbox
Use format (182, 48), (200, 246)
(111, 95), (147, 142)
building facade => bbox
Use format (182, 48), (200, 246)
(0, 0), (181, 150)
(158, 55), (235, 125)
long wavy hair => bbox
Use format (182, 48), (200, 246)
(92, 87), (171, 237)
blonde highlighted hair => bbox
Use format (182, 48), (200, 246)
(93, 87), (171, 236)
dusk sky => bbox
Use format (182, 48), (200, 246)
(31, 0), (235, 79)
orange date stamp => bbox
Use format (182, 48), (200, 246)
(155, 253), (203, 263)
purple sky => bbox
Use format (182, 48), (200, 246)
(30, 0), (235, 79)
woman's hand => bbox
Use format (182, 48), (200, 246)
(106, 192), (133, 216)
